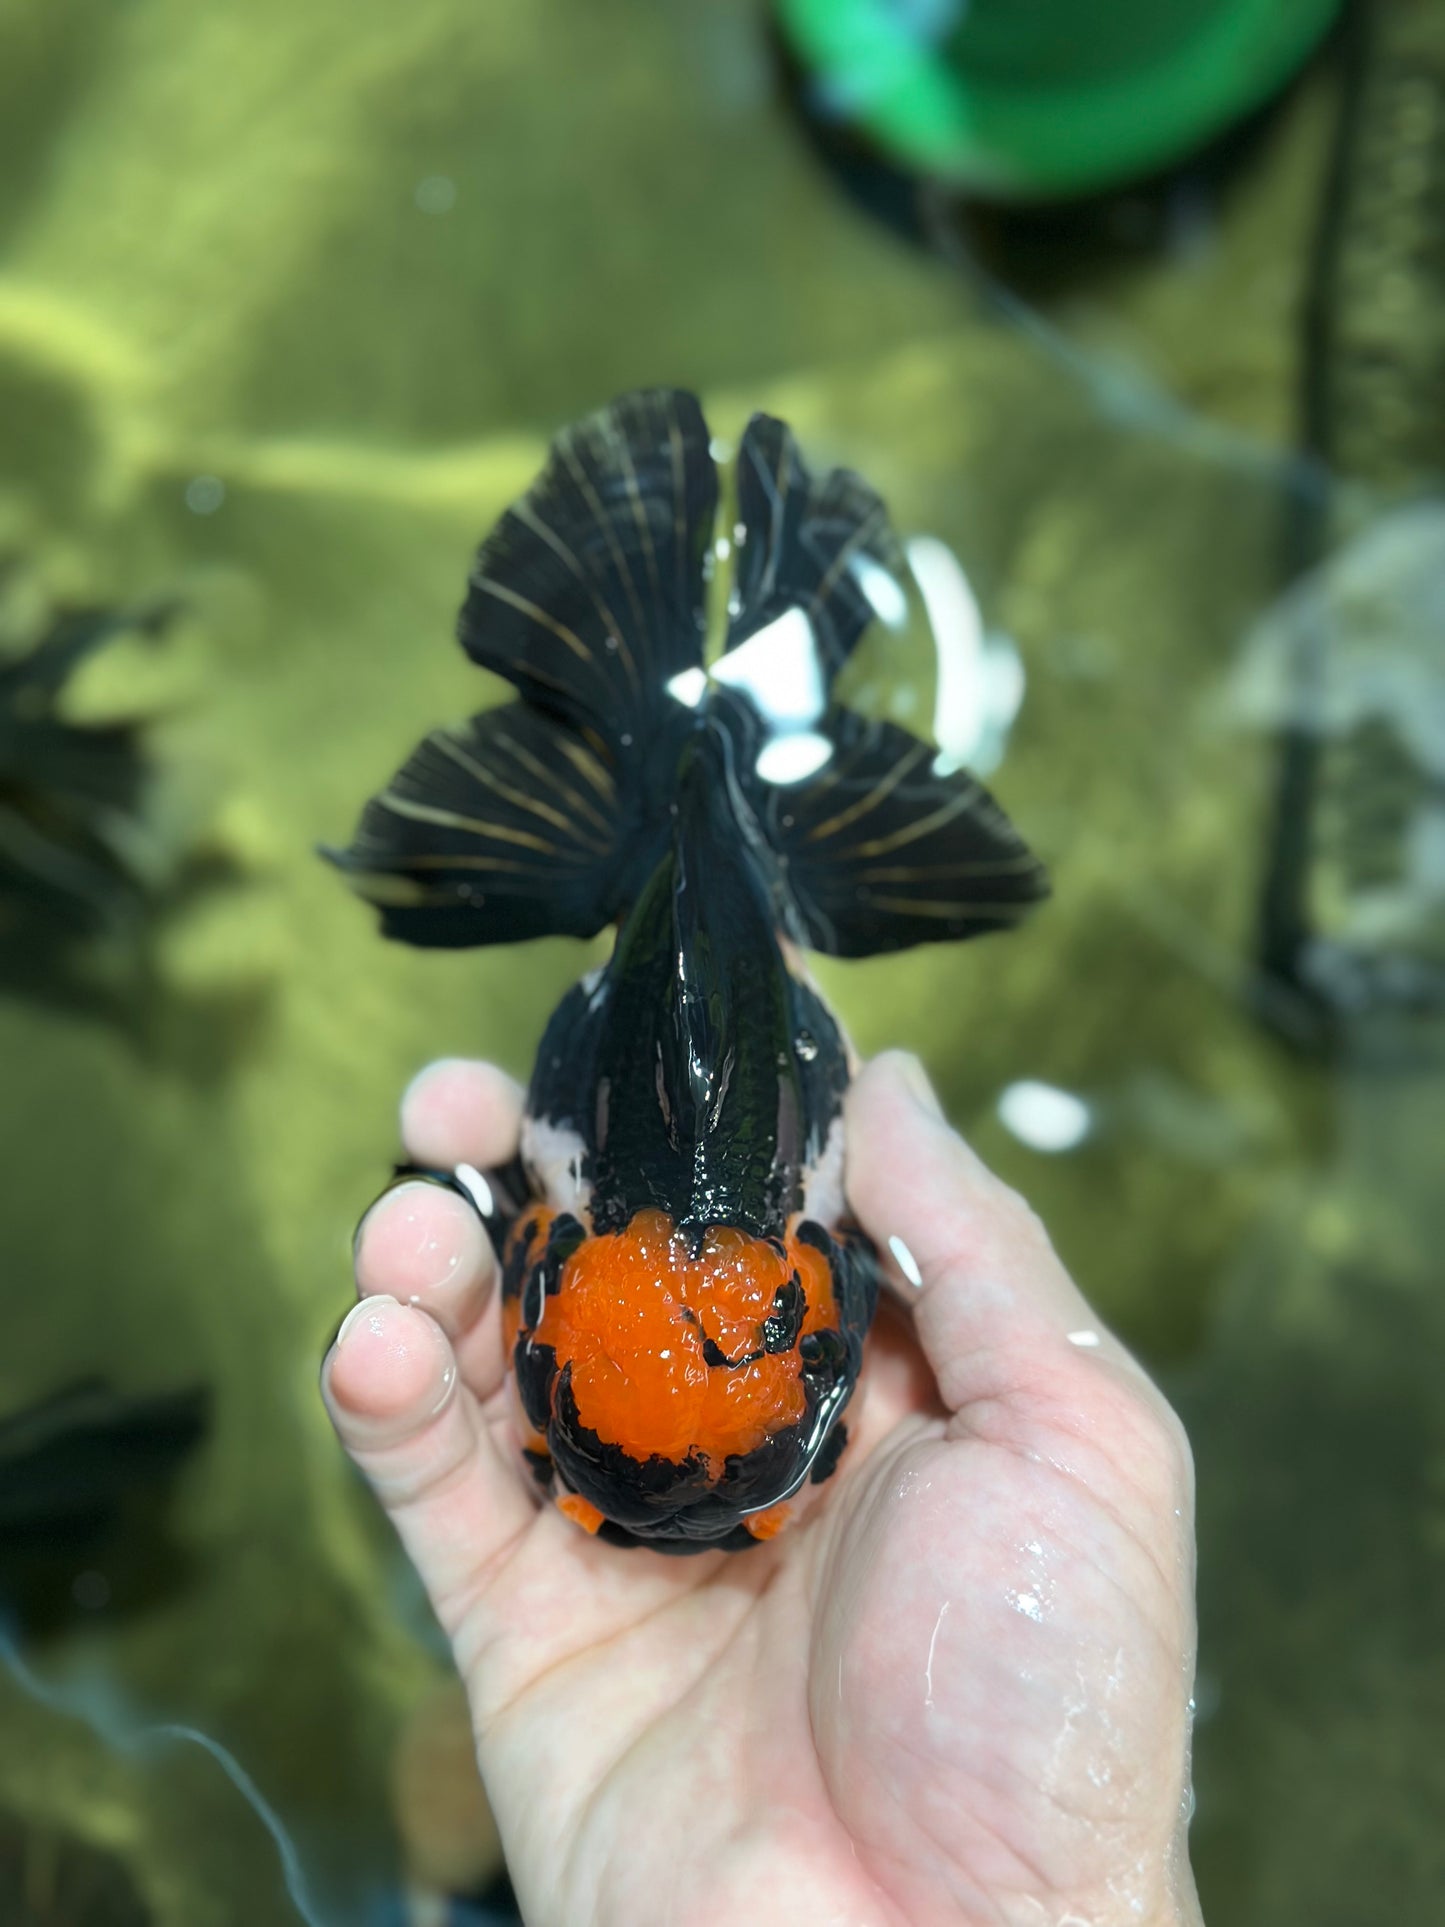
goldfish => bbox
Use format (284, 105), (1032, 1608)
(329, 389), (1045, 1551)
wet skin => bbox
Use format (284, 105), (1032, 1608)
(323, 1052), (1202, 1927)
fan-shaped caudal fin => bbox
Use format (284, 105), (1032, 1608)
(726, 413), (906, 688)
(323, 701), (633, 947)
(458, 389), (718, 753)
(752, 707), (1049, 958)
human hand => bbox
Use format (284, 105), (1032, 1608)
(323, 1053), (1201, 1927)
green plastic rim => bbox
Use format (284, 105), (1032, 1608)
(775, 0), (1343, 200)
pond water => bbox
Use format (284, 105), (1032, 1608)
(1, 3), (1442, 1922)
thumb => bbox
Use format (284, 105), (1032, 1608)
(843, 1052), (1139, 1416)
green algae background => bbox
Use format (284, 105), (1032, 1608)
(2, 3), (1443, 1922)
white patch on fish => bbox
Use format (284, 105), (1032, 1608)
(801, 1112), (846, 1228)
(522, 1115), (591, 1215)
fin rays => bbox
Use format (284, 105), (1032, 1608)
(461, 390), (716, 749)
(750, 709), (1049, 957)
(328, 703), (635, 947)
(332, 389), (1047, 960)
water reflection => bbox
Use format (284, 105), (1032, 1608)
(905, 534), (1024, 776)
(996, 1078), (1093, 1153)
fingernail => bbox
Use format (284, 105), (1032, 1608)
(896, 1054), (944, 1119)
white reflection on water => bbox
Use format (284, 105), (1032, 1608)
(665, 665), (707, 709)
(997, 1079), (1094, 1152)
(713, 606), (826, 730)
(713, 606), (835, 788)
(849, 551), (910, 631)
(708, 538), (1034, 793)
(755, 730), (833, 784)
(907, 535), (1025, 777)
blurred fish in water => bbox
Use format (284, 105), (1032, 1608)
(0, 581), (262, 1040)
(0, 596), (175, 945)
(0, 1379), (209, 1547)
(0, 1379), (209, 1630)
(329, 389), (1047, 1552)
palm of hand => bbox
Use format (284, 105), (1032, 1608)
(326, 1057), (1198, 1927)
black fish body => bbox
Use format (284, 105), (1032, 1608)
(330, 390), (1046, 1551)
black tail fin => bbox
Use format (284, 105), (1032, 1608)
(326, 390), (719, 946)
(723, 414), (1047, 958)
(323, 700), (646, 947)
(328, 390), (1048, 958)
(727, 413), (902, 686)
(460, 388), (717, 752)
(746, 706), (1049, 957)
